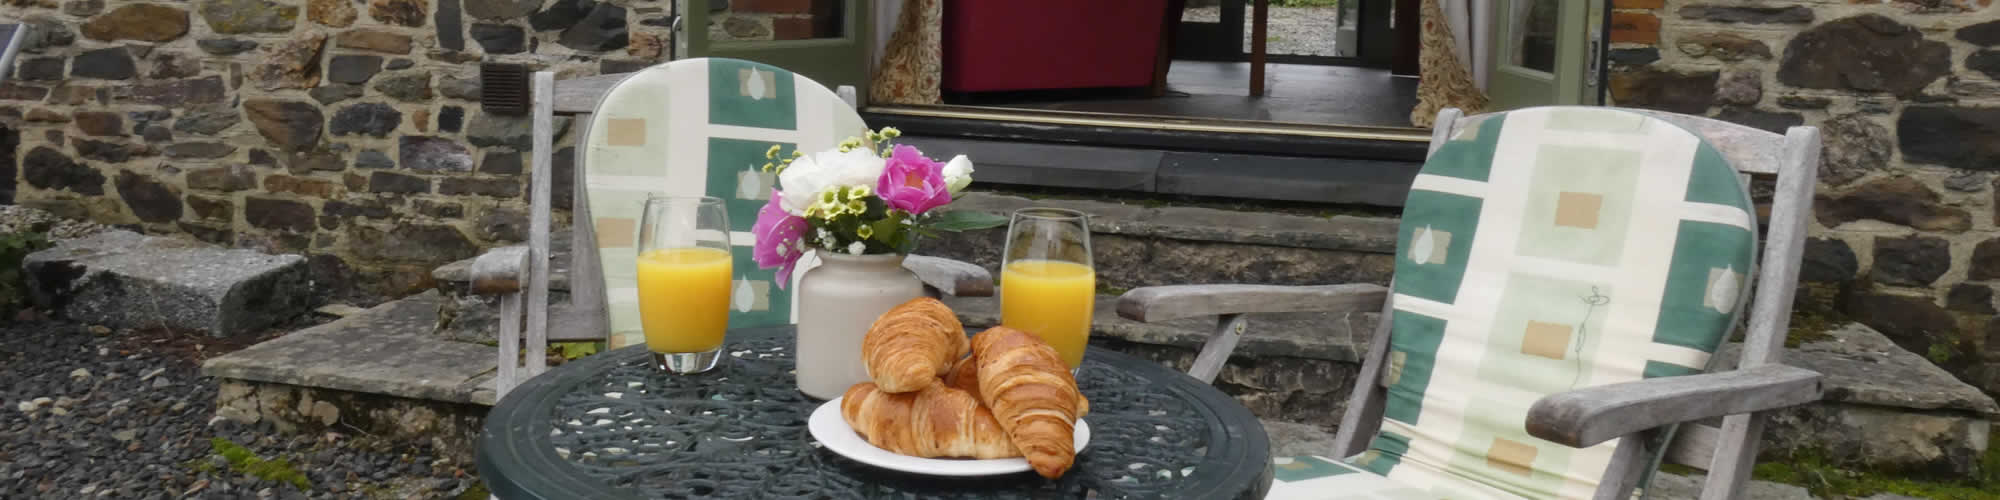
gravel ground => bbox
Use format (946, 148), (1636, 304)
(0, 318), (482, 499)
(1183, 6), (1346, 57)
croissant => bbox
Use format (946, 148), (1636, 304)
(862, 298), (971, 393)
(841, 382), (1019, 459)
(972, 326), (1083, 479)
(947, 354), (1089, 417)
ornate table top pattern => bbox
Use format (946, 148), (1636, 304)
(478, 326), (1273, 499)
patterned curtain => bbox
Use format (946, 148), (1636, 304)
(869, 0), (942, 105)
(1410, 0), (1489, 128)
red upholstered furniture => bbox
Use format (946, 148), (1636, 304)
(942, 0), (1173, 93)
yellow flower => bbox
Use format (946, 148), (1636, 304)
(856, 225), (875, 239)
(818, 189), (840, 206)
(880, 127), (901, 138)
(817, 200), (846, 217)
(765, 144), (782, 159)
(761, 162), (775, 172)
(845, 200), (866, 214)
(848, 185), (871, 199)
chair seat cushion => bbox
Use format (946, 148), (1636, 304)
(1268, 455), (1525, 499)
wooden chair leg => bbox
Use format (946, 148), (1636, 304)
(1700, 412), (1764, 500)
(1189, 314), (1247, 384)
(1249, 0), (1268, 97)
(496, 293), (523, 399)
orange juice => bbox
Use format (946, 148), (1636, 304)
(635, 247), (732, 353)
(1001, 259), (1096, 367)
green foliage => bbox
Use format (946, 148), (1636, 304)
(553, 341), (603, 360)
(0, 231), (51, 318)
(210, 438), (312, 491)
(1750, 446), (2000, 500)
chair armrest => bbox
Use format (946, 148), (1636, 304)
(904, 255), (994, 297)
(469, 246), (531, 295)
(1526, 364), (1823, 448)
(1115, 283), (1389, 323)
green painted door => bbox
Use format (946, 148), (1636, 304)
(682, 0), (872, 94)
(1485, 0), (1598, 110)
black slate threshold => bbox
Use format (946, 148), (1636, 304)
(863, 108), (1432, 161)
(897, 135), (1423, 207)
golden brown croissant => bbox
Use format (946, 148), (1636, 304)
(947, 354), (1089, 417)
(972, 326), (1083, 479)
(840, 382), (1019, 459)
(861, 298), (971, 393)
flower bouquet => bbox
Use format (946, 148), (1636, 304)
(750, 127), (1006, 285)
(754, 127), (1009, 399)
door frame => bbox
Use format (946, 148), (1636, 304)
(681, 0), (874, 92)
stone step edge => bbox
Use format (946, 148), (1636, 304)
(950, 192), (1400, 254)
(429, 191), (1404, 290)
(941, 293), (1372, 364)
(201, 291), (501, 407)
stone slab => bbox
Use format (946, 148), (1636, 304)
(898, 137), (1159, 192)
(23, 230), (311, 336)
(1262, 420), (1339, 458)
(1157, 152), (1420, 207)
(1717, 323), (1997, 478)
(949, 193), (1401, 254)
(1646, 472), (1818, 500)
(1716, 323), (2000, 416)
(943, 292), (1371, 364)
(201, 291), (499, 406)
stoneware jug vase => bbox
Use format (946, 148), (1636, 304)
(793, 251), (926, 400)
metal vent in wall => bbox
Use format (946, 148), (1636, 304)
(480, 63), (530, 116)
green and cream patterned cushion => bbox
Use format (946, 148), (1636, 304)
(582, 58), (868, 347)
(1269, 107), (1757, 499)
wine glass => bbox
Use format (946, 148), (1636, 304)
(999, 208), (1095, 369)
(634, 195), (732, 373)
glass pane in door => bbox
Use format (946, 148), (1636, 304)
(707, 0), (846, 43)
(1508, 0), (1559, 74)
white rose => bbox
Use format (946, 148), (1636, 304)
(777, 154), (834, 215)
(942, 155), (974, 194)
(819, 148), (886, 188)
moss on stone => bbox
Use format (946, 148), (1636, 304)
(210, 437), (312, 491)
(1781, 282), (1845, 348)
(1749, 441), (2000, 499)
(456, 483), (492, 500)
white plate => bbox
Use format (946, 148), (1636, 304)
(808, 397), (1090, 477)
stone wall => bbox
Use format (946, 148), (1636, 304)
(0, 0), (676, 299)
(1608, 1), (2000, 397)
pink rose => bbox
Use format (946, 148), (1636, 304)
(876, 145), (952, 214)
(751, 189), (809, 288)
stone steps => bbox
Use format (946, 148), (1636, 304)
(927, 193), (1400, 292)
(199, 291), (493, 462)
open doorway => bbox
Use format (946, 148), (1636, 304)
(935, 0), (1421, 129)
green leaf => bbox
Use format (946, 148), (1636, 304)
(925, 211), (1009, 232)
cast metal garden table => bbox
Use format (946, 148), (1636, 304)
(477, 325), (1274, 499)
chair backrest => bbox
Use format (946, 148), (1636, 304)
(0, 24), (25, 83)
(1362, 107), (1759, 498)
(576, 58), (868, 346)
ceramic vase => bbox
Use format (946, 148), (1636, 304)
(793, 251), (926, 400)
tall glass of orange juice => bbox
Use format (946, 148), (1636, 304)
(1000, 208), (1094, 369)
(635, 196), (732, 373)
